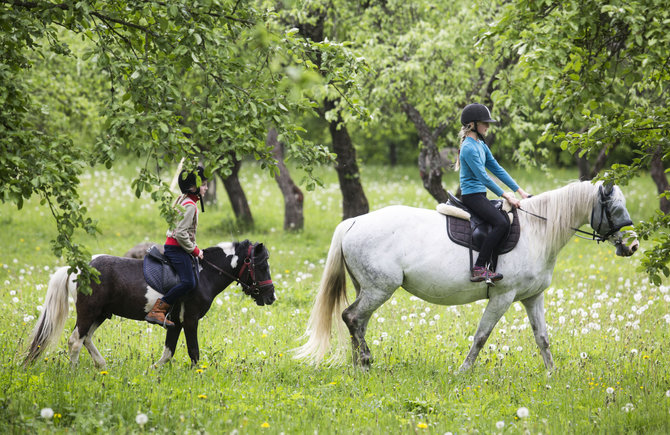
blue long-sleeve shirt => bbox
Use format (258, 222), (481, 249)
(459, 136), (519, 196)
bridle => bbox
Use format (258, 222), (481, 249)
(201, 245), (273, 297)
(517, 187), (630, 243)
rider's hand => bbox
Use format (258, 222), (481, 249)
(517, 188), (532, 199)
(502, 192), (521, 208)
(197, 251), (204, 260)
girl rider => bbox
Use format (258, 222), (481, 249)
(456, 104), (530, 283)
(145, 166), (208, 328)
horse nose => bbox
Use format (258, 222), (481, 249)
(631, 240), (639, 253)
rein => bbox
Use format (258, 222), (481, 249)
(201, 245), (273, 296)
(517, 207), (608, 242)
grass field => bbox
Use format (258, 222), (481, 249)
(0, 161), (668, 434)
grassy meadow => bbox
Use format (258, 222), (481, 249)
(0, 160), (668, 434)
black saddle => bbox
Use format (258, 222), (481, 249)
(143, 246), (180, 294)
(445, 192), (520, 269)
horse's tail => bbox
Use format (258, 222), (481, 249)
(24, 266), (77, 365)
(293, 219), (352, 365)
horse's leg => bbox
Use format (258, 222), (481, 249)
(521, 293), (554, 370)
(155, 324), (183, 367)
(183, 318), (200, 367)
(82, 321), (106, 368)
(341, 289), (392, 368)
(459, 291), (515, 372)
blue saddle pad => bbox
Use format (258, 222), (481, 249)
(143, 246), (180, 294)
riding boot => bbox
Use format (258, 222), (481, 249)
(145, 299), (175, 328)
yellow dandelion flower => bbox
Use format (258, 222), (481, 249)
(261, 422), (270, 428)
(35, 246), (41, 251)
(198, 394), (207, 399)
(417, 423), (428, 429)
(99, 370), (108, 375)
(329, 381), (337, 385)
(196, 369), (203, 374)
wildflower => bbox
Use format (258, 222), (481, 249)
(516, 407), (529, 418)
(666, 390), (670, 398)
(496, 421), (505, 429)
(198, 394), (207, 399)
(416, 422), (428, 429)
(136, 413), (148, 425)
(261, 422), (270, 428)
(622, 403), (634, 412)
(40, 408), (54, 419)
(580, 352), (588, 359)
(196, 369), (203, 374)
(99, 370), (108, 375)
(606, 387), (615, 394)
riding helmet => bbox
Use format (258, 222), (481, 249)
(461, 103), (497, 125)
(178, 166), (207, 194)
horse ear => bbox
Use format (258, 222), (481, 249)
(603, 182), (614, 195)
(254, 242), (264, 253)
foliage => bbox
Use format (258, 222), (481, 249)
(486, 0), (670, 284)
(0, 0), (364, 292)
(0, 162), (667, 433)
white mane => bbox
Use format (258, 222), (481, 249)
(519, 181), (599, 259)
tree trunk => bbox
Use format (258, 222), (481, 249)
(575, 142), (615, 180)
(268, 128), (305, 230)
(324, 98), (369, 219)
(295, 10), (368, 220)
(650, 145), (670, 214)
(400, 98), (449, 203)
(218, 156), (254, 226)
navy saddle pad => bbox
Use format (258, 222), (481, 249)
(445, 192), (520, 255)
(143, 246), (180, 294)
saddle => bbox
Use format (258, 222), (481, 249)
(439, 192), (520, 270)
(143, 246), (180, 294)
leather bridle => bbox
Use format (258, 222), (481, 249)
(201, 245), (273, 297)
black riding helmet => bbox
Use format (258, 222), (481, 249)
(461, 103), (497, 125)
(178, 166), (208, 212)
(461, 103), (497, 144)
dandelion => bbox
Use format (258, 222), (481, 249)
(40, 408), (54, 419)
(622, 403), (634, 412)
(198, 394), (207, 399)
(496, 420), (505, 429)
(416, 422), (428, 429)
(516, 407), (529, 418)
(136, 413), (148, 426)
(665, 390), (670, 398)
(580, 352), (588, 359)
(260, 422), (270, 428)
(196, 369), (203, 374)
(99, 370), (108, 375)
(606, 387), (615, 394)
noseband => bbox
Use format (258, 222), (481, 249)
(201, 245), (273, 297)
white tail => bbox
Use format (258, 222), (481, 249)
(24, 266), (77, 365)
(293, 220), (353, 365)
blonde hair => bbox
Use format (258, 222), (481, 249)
(454, 123), (475, 171)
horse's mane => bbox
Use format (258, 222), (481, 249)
(518, 181), (599, 258)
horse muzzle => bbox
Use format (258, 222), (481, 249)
(614, 232), (639, 257)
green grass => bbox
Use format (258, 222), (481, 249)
(0, 161), (668, 434)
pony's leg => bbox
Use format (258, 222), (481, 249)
(183, 319), (200, 367)
(155, 324), (183, 367)
(521, 293), (554, 370)
(459, 291), (515, 372)
(68, 325), (85, 367)
(82, 321), (106, 368)
(341, 290), (392, 368)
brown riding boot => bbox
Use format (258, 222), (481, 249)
(145, 299), (175, 328)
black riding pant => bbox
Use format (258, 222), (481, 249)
(162, 245), (197, 305)
(461, 192), (509, 268)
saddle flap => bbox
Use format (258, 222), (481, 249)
(445, 207), (520, 256)
(143, 246), (180, 294)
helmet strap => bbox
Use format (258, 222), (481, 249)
(198, 192), (205, 212)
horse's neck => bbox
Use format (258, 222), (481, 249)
(526, 182), (596, 259)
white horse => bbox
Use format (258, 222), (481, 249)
(294, 181), (639, 371)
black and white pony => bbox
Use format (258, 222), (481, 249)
(294, 182), (639, 371)
(24, 240), (275, 368)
